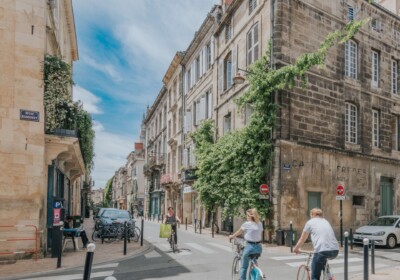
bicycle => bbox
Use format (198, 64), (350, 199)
(296, 250), (335, 280)
(231, 238), (265, 280)
(167, 222), (178, 253)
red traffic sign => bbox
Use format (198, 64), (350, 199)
(336, 185), (345, 196)
(260, 184), (269, 195)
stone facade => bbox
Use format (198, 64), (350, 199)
(0, 0), (85, 259)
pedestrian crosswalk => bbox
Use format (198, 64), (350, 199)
(20, 262), (119, 280)
(269, 253), (390, 276)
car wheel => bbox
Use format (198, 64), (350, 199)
(386, 234), (397, 249)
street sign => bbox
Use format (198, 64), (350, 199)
(336, 195), (345, 200)
(260, 184), (269, 194)
(259, 194), (269, 200)
(336, 185), (345, 196)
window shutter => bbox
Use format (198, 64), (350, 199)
(183, 71), (187, 95)
(200, 96), (206, 121)
(183, 149), (188, 167)
(191, 63), (195, 88)
(199, 51), (203, 77)
(202, 46), (207, 75)
(232, 46), (237, 80)
(247, 30), (252, 65)
(187, 110), (192, 132)
(254, 23), (259, 61)
(218, 59), (223, 93)
(211, 36), (215, 63)
(196, 100), (200, 124)
(183, 113), (187, 133)
(207, 92), (213, 118)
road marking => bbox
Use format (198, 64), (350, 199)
(333, 263), (389, 274)
(207, 242), (232, 252)
(91, 263), (119, 269)
(270, 253), (344, 261)
(286, 257), (362, 267)
(145, 250), (162, 258)
(21, 270), (114, 280)
(185, 242), (216, 254)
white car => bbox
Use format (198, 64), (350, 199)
(353, 215), (400, 249)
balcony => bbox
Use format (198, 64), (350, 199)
(181, 168), (197, 182)
(148, 154), (165, 169)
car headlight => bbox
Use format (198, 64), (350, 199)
(372, 231), (385, 236)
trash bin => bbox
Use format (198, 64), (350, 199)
(73, 216), (82, 228)
(284, 229), (297, 246)
(275, 229), (285, 246)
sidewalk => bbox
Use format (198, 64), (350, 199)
(0, 216), (149, 280)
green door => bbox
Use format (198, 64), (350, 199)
(308, 192), (321, 214)
(380, 178), (393, 216)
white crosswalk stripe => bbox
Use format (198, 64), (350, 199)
(21, 263), (119, 280)
(185, 242), (216, 254)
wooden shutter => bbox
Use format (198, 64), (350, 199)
(218, 59), (223, 93)
(232, 46), (237, 80)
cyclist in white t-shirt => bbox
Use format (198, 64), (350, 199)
(229, 208), (263, 280)
(294, 208), (339, 280)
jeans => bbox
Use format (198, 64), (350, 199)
(311, 250), (339, 280)
(240, 243), (262, 280)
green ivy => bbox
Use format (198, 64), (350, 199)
(190, 19), (368, 219)
(44, 55), (95, 170)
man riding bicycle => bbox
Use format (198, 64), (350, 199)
(294, 208), (339, 280)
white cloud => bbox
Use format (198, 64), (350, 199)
(73, 85), (103, 114)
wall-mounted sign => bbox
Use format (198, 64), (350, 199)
(183, 186), (193, 194)
(283, 163), (291, 171)
(20, 109), (39, 122)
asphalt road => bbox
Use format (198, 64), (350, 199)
(18, 221), (400, 280)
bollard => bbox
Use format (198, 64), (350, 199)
(363, 238), (369, 280)
(161, 214), (164, 223)
(199, 219), (202, 234)
(262, 220), (265, 243)
(140, 218), (144, 247)
(344, 231), (349, 280)
(124, 221), (127, 255)
(350, 228), (353, 250)
(289, 221), (293, 253)
(371, 240), (375, 274)
(185, 217), (187, 231)
(83, 243), (96, 280)
(194, 219), (197, 233)
(212, 218), (214, 238)
(229, 217), (233, 235)
(57, 225), (63, 268)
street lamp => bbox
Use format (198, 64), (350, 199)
(233, 67), (253, 85)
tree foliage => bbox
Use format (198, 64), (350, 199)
(190, 19), (367, 219)
(44, 55), (95, 170)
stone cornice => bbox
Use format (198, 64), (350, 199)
(64, 0), (78, 61)
(162, 52), (184, 85)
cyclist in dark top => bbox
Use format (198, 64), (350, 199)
(163, 207), (181, 245)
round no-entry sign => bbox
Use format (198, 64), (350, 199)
(260, 184), (269, 194)
(336, 185), (345, 196)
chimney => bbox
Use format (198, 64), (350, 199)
(134, 142), (143, 151)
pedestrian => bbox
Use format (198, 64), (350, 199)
(294, 208), (339, 280)
(228, 208), (263, 280)
(163, 207), (181, 246)
(64, 215), (89, 248)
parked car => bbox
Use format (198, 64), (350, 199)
(95, 209), (133, 229)
(353, 215), (400, 249)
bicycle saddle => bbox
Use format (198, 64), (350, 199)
(248, 253), (260, 259)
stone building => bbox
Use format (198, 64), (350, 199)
(126, 143), (145, 217)
(92, 188), (104, 206)
(0, 0), (86, 258)
(112, 167), (127, 209)
(270, 0), (400, 235)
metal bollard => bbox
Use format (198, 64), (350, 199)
(344, 231), (349, 280)
(350, 228), (353, 250)
(83, 243), (95, 280)
(185, 217), (187, 230)
(57, 225), (63, 268)
(140, 218), (144, 247)
(199, 219), (202, 234)
(363, 238), (369, 280)
(289, 221), (293, 253)
(194, 219), (197, 233)
(229, 217), (233, 235)
(124, 221), (127, 255)
(371, 240), (375, 274)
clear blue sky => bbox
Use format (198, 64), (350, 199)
(72, 0), (218, 189)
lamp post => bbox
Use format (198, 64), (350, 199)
(233, 67), (254, 85)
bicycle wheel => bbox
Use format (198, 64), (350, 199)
(132, 226), (141, 242)
(231, 256), (241, 280)
(92, 230), (100, 242)
(297, 264), (310, 280)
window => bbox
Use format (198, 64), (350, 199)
(345, 103), (357, 144)
(392, 60), (398, 94)
(223, 113), (232, 134)
(371, 19), (382, 32)
(173, 113), (177, 135)
(372, 50), (379, 87)
(186, 69), (191, 91)
(372, 110), (379, 148)
(225, 20), (232, 42)
(347, 5), (354, 21)
(196, 56), (200, 82)
(345, 40), (357, 79)
(247, 23), (259, 66)
(224, 52), (233, 90)
(245, 104), (253, 125)
(396, 116), (400, 151)
(206, 42), (212, 71)
(353, 195), (365, 206)
(249, 0), (257, 14)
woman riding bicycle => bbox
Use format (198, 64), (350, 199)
(163, 207), (181, 246)
(229, 208), (263, 280)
